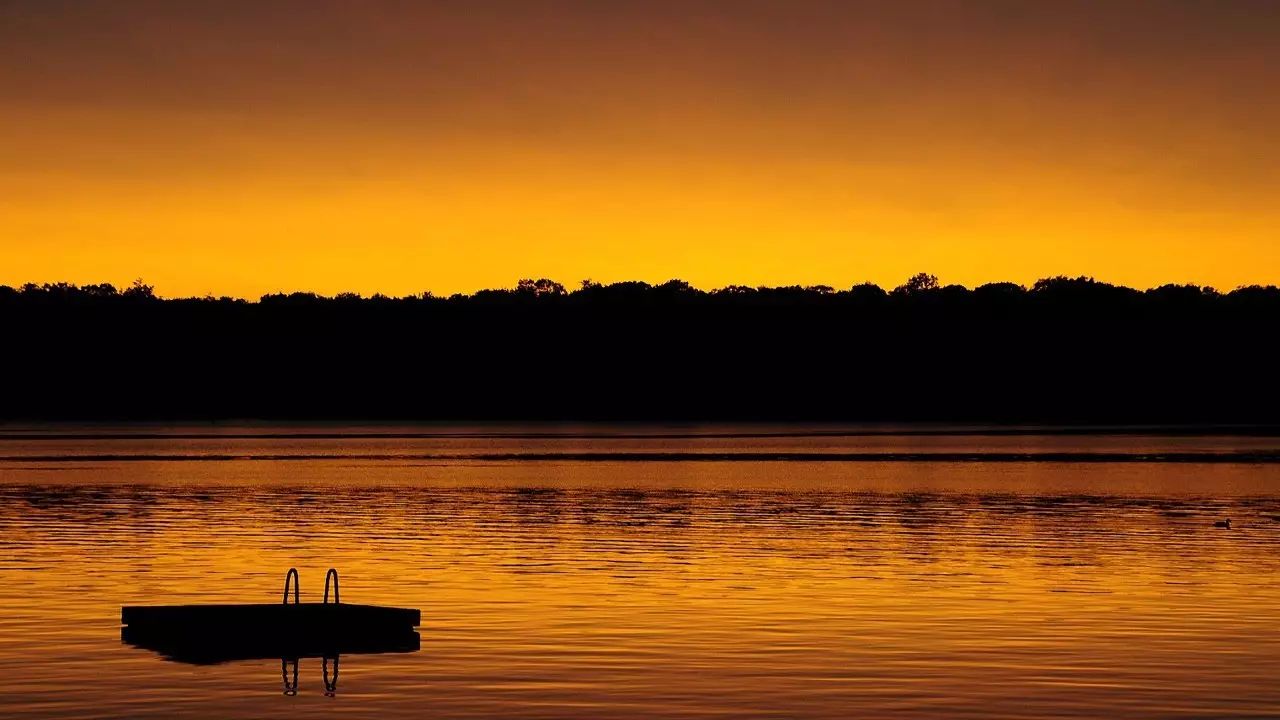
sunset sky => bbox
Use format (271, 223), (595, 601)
(2, 0), (1277, 298)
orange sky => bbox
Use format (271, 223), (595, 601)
(2, 0), (1277, 297)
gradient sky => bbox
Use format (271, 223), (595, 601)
(2, 0), (1278, 297)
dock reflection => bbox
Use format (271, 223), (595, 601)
(123, 626), (418, 696)
(122, 624), (420, 664)
(278, 655), (341, 696)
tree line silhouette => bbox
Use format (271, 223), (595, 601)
(2, 274), (1277, 422)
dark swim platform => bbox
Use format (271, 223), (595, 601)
(121, 569), (420, 664)
(121, 601), (420, 630)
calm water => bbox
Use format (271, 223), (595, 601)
(2, 424), (1279, 718)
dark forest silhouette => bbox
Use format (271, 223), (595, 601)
(2, 274), (1278, 422)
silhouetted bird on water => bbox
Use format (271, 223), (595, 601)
(1214, 519), (1231, 529)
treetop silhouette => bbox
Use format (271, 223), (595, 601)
(1, 274), (1276, 422)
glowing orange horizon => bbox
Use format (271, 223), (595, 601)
(2, 2), (1277, 299)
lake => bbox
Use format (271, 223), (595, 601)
(1, 424), (1278, 718)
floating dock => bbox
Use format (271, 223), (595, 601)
(121, 569), (420, 664)
(122, 601), (419, 631)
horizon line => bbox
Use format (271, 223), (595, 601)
(5, 273), (1278, 303)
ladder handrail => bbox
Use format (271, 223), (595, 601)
(283, 568), (300, 605)
(323, 655), (340, 695)
(324, 568), (340, 604)
(281, 658), (299, 696)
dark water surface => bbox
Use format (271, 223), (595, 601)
(1, 425), (1279, 718)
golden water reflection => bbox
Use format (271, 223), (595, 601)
(0, 433), (1278, 718)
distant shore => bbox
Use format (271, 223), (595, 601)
(2, 422), (1280, 439)
(2, 451), (1280, 464)
(3, 276), (1277, 423)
